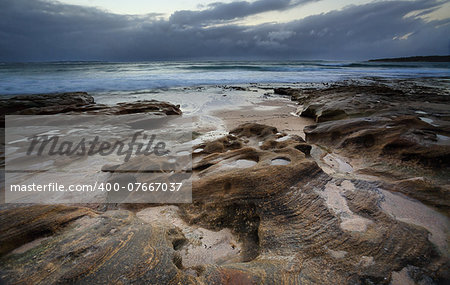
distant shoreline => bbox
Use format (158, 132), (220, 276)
(369, 55), (450, 62)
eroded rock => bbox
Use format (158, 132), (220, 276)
(0, 92), (94, 115)
(277, 82), (449, 212)
(0, 123), (447, 284)
(303, 106), (450, 211)
(176, 124), (445, 283)
(0, 207), (195, 284)
(1, 92), (182, 116)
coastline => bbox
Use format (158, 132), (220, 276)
(1, 77), (449, 284)
(2, 0), (449, 282)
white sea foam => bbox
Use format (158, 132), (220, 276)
(1, 61), (448, 95)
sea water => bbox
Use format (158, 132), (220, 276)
(0, 60), (448, 95)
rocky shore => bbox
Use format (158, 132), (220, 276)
(0, 79), (449, 284)
(275, 81), (450, 212)
(0, 92), (182, 116)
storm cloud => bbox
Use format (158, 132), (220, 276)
(169, 0), (317, 26)
(0, 0), (448, 61)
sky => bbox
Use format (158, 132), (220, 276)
(0, 0), (449, 62)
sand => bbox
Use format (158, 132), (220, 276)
(213, 98), (314, 139)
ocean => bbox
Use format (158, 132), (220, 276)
(0, 60), (449, 95)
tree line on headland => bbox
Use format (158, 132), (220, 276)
(369, 55), (450, 62)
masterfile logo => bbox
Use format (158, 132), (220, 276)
(4, 114), (193, 204)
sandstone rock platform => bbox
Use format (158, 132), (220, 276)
(1, 123), (447, 284)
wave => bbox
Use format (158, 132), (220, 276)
(182, 64), (340, 72)
(1, 60), (449, 95)
(183, 65), (269, 71)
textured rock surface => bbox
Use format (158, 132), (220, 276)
(275, 83), (450, 123)
(180, 123), (448, 284)
(1, 92), (182, 115)
(0, 205), (95, 256)
(0, 207), (192, 284)
(78, 100), (183, 115)
(305, 115), (450, 210)
(0, 92), (94, 115)
(1, 123), (447, 284)
(277, 82), (450, 213)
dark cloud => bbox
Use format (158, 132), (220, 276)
(0, 0), (448, 61)
(169, 0), (317, 26)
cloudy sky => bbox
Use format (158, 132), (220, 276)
(0, 0), (449, 62)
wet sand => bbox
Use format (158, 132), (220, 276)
(213, 98), (314, 139)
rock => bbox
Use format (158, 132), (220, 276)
(1, 123), (446, 284)
(0, 205), (95, 256)
(299, 85), (405, 122)
(226, 86), (249, 91)
(100, 164), (121, 173)
(277, 81), (449, 212)
(73, 100), (182, 115)
(0, 207), (193, 284)
(301, 91), (450, 211)
(229, 123), (278, 138)
(179, 123), (445, 284)
(0, 93), (182, 116)
(275, 84), (449, 122)
(388, 177), (449, 210)
(305, 115), (450, 167)
(273, 87), (299, 96)
(0, 92), (94, 115)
